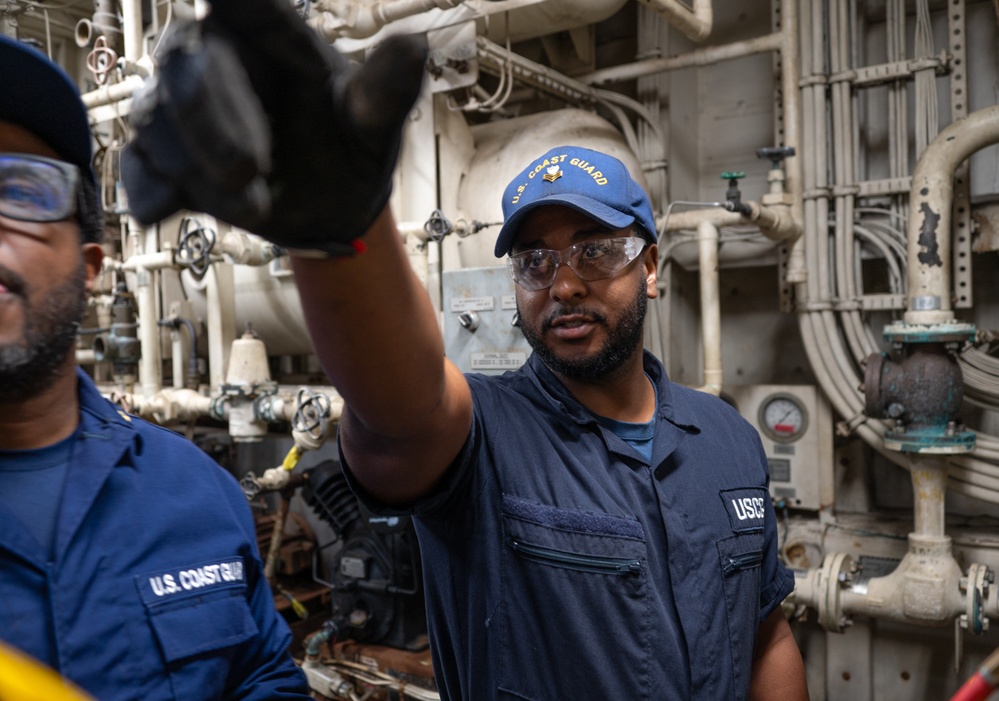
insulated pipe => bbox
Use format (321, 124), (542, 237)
(115, 387), (215, 423)
(792, 454), (977, 629)
(696, 221), (722, 395)
(905, 105), (999, 326)
(121, 0), (143, 62)
(659, 202), (800, 240)
(206, 262), (237, 393)
(911, 453), (948, 537)
(134, 266), (162, 398)
(580, 31), (781, 86)
(309, 0), (461, 41)
(81, 74), (145, 109)
(171, 329), (185, 389)
(637, 0), (713, 42)
(748, 201), (801, 241)
(779, 0), (806, 282)
(662, 208), (744, 231)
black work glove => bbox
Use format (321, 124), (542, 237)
(121, 0), (428, 257)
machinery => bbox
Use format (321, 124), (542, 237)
(5, 0), (999, 698)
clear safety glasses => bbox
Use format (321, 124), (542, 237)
(507, 235), (647, 291)
(0, 153), (81, 223)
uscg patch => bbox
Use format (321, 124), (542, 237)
(137, 557), (246, 604)
(720, 488), (768, 532)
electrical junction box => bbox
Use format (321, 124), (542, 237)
(724, 384), (833, 511)
(442, 266), (531, 375)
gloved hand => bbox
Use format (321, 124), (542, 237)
(121, 0), (428, 257)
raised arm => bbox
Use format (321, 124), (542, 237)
(291, 210), (473, 504)
(121, 0), (472, 504)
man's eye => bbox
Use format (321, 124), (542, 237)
(580, 241), (610, 260)
(1, 178), (51, 207)
(526, 252), (550, 270)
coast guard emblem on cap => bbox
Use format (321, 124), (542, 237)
(543, 165), (563, 183)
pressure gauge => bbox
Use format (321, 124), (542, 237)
(758, 393), (809, 443)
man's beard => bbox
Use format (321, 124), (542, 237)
(519, 278), (648, 382)
(0, 263), (86, 404)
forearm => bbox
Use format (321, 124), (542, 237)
(292, 206), (472, 503)
(291, 207), (449, 438)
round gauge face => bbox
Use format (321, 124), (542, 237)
(759, 393), (808, 443)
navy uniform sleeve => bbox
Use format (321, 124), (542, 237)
(216, 471), (311, 700)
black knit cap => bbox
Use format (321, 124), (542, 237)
(0, 35), (103, 244)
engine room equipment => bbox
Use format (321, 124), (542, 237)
(442, 266), (528, 374)
(302, 460), (427, 651)
(24, 0), (999, 695)
(219, 328), (277, 442)
(725, 385), (833, 511)
(92, 283), (141, 390)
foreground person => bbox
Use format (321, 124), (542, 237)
(0, 35), (310, 701)
(122, 0), (810, 698)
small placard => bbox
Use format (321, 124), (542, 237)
(471, 352), (526, 370)
(768, 457), (792, 482)
(450, 296), (495, 312)
(501, 295), (518, 310)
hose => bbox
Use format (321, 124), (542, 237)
(949, 646), (999, 701)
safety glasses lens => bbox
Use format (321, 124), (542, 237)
(0, 154), (80, 223)
(508, 237), (646, 291)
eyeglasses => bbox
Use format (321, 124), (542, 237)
(0, 153), (81, 223)
(507, 235), (648, 291)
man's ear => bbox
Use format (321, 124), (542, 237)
(644, 243), (659, 299)
(82, 243), (104, 291)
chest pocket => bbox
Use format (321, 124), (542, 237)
(136, 562), (258, 700)
(498, 495), (652, 701)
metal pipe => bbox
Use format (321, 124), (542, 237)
(81, 74), (145, 109)
(206, 262), (237, 393)
(779, 0), (806, 282)
(911, 454), (948, 537)
(905, 105), (999, 326)
(171, 328), (185, 389)
(579, 31), (781, 86)
(638, 0), (713, 42)
(661, 207), (742, 231)
(309, 0), (462, 41)
(695, 221), (722, 395)
(659, 201), (800, 240)
(121, 0), (143, 62)
(747, 201), (801, 241)
(135, 266), (162, 398)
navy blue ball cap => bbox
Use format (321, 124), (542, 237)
(0, 35), (95, 188)
(494, 145), (658, 257)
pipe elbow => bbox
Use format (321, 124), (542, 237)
(748, 202), (802, 242)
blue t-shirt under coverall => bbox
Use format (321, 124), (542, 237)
(343, 350), (794, 701)
(0, 369), (310, 701)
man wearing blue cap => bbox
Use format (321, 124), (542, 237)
(122, 0), (809, 698)
(0, 35), (309, 700)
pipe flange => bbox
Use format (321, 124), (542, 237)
(883, 425), (976, 454)
(818, 552), (857, 633)
(962, 563), (992, 634)
(884, 321), (977, 345)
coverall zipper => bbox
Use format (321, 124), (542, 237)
(508, 538), (642, 575)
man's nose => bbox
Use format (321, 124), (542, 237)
(548, 259), (586, 300)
